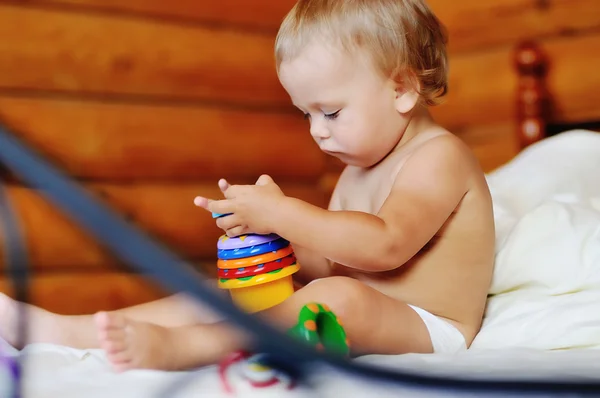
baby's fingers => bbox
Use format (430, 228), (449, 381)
(193, 196), (211, 210)
(207, 199), (235, 216)
(226, 225), (249, 238)
(216, 214), (241, 231)
(218, 178), (231, 193)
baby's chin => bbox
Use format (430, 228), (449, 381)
(322, 149), (347, 161)
(324, 151), (375, 168)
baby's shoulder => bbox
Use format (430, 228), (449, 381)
(412, 129), (473, 159)
(399, 131), (480, 178)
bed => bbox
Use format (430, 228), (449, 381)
(3, 40), (600, 397)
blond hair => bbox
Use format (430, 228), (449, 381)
(274, 0), (448, 106)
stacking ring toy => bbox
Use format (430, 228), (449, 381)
(218, 246), (294, 269)
(218, 234), (281, 250)
(218, 263), (300, 289)
(218, 254), (296, 279)
(218, 237), (290, 260)
(288, 303), (350, 356)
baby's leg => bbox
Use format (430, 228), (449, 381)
(105, 290), (226, 327)
(0, 286), (226, 349)
(97, 276), (433, 371)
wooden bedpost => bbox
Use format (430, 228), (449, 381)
(513, 41), (550, 148)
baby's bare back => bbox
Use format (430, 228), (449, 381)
(330, 131), (495, 344)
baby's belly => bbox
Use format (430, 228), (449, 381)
(347, 268), (439, 308)
(332, 256), (490, 329)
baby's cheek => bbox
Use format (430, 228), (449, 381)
(333, 121), (355, 147)
(346, 128), (370, 152)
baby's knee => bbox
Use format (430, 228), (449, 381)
(300, 276), (368, 319)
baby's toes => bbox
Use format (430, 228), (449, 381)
(106, 346), (134, 371)
(93, 312), (136, 371)
(94, 311), (126, 331)
(102, 332), (129, 355)
(95, 315), (127, 347)
(99, 322), (127, 342)
(111, 357), (135, 373)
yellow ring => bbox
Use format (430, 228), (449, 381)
(217, 245), (294, 270)
(218, 264), (300, 289)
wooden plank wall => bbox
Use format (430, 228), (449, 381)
(0, 0), (599, 314)
(429, 0), (600, 171)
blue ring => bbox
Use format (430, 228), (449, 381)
(217, 238), (290, 259)
(212, 212), (232, 219)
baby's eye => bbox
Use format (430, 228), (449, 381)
(324, 110), (340, 120)
(303, 113), (311, 120)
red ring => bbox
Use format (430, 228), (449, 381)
(218, 254), (296, 279)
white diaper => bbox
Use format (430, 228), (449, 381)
(408, 304), (467, 354)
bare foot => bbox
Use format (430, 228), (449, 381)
(0, 293), (77, 348)
(94, 312), (176, 372)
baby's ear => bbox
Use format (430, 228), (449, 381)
(393, 74), (420, 114)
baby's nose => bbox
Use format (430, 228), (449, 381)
(310, 120), (330, 140)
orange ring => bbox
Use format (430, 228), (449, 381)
(217, 245), (293, 270)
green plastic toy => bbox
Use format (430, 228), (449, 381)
(288, 302), (350, 356)
(218, 303), (350, 394)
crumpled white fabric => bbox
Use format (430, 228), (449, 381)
(471, 130), (600, 351)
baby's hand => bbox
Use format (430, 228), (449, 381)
(194, 175), (285, 237)
(193, 178), (230, 208)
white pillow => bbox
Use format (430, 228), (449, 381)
(472, 130), (600, 350)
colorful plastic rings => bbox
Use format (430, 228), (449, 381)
(212, 212), (232, 219)
(218, 264), (300, 289)
(217, 234), (281, 250)
(218, 254), (296, 279)
(218, 246), (294, 270)
(218, 237), (290, 260)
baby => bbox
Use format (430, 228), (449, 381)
(0, 0), (495, 371)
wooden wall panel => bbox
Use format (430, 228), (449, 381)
(432, 32), (600, 130)
(0, 183), (328, 270)
(0, 98), (319, 180)
(0, 0), (295, 30)
(456, 123), (519, 172)
(429, 0), (600, 53)
(12, 0), (600, 53)
(0, 5), (288, 107)
(536, 34), (600, 124)
(3, 4), (599, 133)
(0, 272), (172, 314)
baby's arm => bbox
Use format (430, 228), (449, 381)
(291, 245), (332, 284)
(271, 136), (472, 272)
(290, 184), (344, 283)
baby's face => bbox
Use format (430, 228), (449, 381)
(278, 42), (411, 167)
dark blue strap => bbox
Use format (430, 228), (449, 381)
(0, 182), (28, 397)
(0, 124), (598, 396)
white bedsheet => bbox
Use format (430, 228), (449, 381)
(5, 129), (600, 397)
